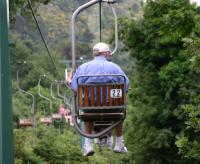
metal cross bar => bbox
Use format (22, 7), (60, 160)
(102, 0), (117, 3)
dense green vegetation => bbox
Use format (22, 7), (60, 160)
(120, 0), (200, 163)
(10, 0), (138, 163)
(10, 0), (200, 163)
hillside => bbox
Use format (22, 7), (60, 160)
(12, 0), (142, 61)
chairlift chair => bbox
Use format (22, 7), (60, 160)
(50, 81), (63, 121)
(19, 118), (33, 127)
(38, 75), (53, 125)
(17, 69), (35, 128)
(70, 0), (126, 138)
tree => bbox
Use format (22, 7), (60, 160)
(120, 0), (198, 163)
(9, 0), (50, 24)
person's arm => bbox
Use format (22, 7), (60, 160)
(66, 70), (72, 84)
(70, 68), (81, 93)
(115, 64), (129, 93)
(122, 73), (129, 93)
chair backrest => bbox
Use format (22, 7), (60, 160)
(19, 118), (33, 127)
(77, 83), (126, 110)
(40, 117), (52, 124)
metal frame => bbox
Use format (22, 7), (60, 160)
(72, 74), (126, 138)
(71, 0), (118, 68)
(57, 82), (64, 100)
(17, 70), (35, 128)
(50, 81), (62, 104)
(56, 81), (72, 107)
(71, 0), (120, 138)
(38, 75), (52, 115)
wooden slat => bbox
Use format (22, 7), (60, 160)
(90, 86), (95, 106)
(120, 84), (125, 105)
(96, 86), (101, 106)
(84, 86), (89, 107)
(113, 85), (119, 106)
(102, 85), (107, 106)
(108, 85), (113, 106)
(78, 84), (125, 107)
(78, 85), (83, 107)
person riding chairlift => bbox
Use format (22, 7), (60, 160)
(68, 42), (129, 156)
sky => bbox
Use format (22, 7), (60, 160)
(191, 0), (200, 5)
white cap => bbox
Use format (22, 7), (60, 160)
(93, 42), (111, 55)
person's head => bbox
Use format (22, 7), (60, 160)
(93, 42), (112, 60)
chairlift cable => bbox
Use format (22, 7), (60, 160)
(99, 1), (102, 42)
(27, 0), (63, 81)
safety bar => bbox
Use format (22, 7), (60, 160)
(72, 114), (124, 138)
(17, 70), (35, 129)
(38, 75), (52, 115)
(71, 95), (125, 138)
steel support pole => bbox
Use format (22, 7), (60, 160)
(0, 0), (14, 163)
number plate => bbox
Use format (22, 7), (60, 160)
(110, 89), (122, 98)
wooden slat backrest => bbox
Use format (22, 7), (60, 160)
(114, 85), (119, 106)
(78, 85), (83, 107)
(77, 83), (125, 108)
(102, 85), (107, 106)
(96, 86), (101, 106)
(90, 86), (95, 106)
(108, 85), (113, 106)
(19, 118), (32, 126)
(119, 84), (125, 105)
(84, 86), (89, 106)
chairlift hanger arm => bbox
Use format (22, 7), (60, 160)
(111, 4), (118, 55)
(16, 70), (35, 128)
(72, 0), (100, 68)
(50, 82), (62, 103)
(57, 83), (64, 99)
(71, 0), (122, 139)
(71, 0), (118, 67)
(16, 70), (35, 110)
(38, 77), (52, 113)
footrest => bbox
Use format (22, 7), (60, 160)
(79, 113), (124, 121)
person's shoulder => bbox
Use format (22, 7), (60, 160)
(79, 60), (93, 68)
(107, 61), (121, 68)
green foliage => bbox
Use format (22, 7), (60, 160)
(34, 128), (85, 163)
(10, 0), (141, 163)
(12, 93), (32, 127)
(14, 129), (45, 163)
(174, 39), (200, 162)
(9, 0), (50, 24)
(120, 0), (200, 163)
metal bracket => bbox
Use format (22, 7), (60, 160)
(102, 0), (117, 4)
